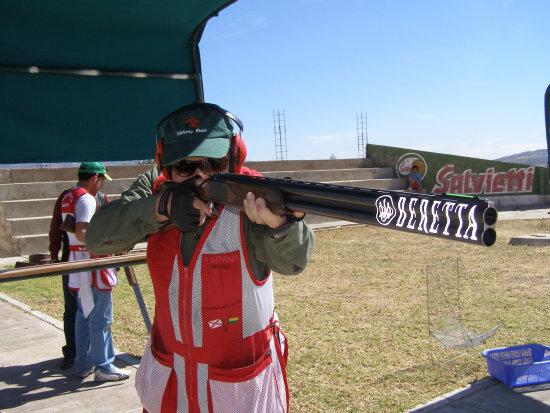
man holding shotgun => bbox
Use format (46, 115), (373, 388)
(86, 103), (314, 412)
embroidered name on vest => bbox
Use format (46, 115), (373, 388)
(203, 254), (240, 266)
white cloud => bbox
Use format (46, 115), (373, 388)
(413, 113), (435, 120)
(250, 16), (267, 26)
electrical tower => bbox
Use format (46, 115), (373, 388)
(356, 112), (368, 158)
(273, 109), (287, 160)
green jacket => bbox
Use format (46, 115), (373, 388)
(86, 167), (314, 278)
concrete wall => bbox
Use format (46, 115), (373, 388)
(0, 159), (404, 257)
(4, 149), (547, 258)
(0, 159), (373, 184)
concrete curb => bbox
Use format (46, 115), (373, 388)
(509, 233), (550, 246)
(408, 377), (498, 411)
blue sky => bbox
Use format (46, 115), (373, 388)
(200, 0), (550, 161)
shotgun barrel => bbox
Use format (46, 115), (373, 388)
(0, 254), (152, 333)
(198, 173), (498, 247)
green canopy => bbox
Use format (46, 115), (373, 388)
(0, 0), (236, 164)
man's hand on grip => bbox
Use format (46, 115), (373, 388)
(164, 180), (212, 232)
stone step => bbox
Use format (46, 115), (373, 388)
(6, 216), (51, 237)
(307, 177), (406, 190)
(11, 233), (149, 256)
(6, 177), (406, 254)
(0, 179), (135, 201)
(1, 198), (58, 219)
(0, 159), (373, 184)
(0, 168), (392, 201)
(0, 164), (154, 184)
(3, 178), (404, 234)
(262, 167), (392, 181)
(0, 195), (121, 220)
(244, 158), (373, 172)
(11, 234), (49, 256)
(0, 161), (407, 256)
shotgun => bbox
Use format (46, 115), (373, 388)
(0, 254), (147, 282)
(0, 254), (152, 332)
(197, 173), (498, 247)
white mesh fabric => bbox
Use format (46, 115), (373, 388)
(174, 354), (189, 412)
(169, 255), (183, 343)
(191, 246), (204, 347)
(209, 363), (285, 413)
(270, 336), (287, 412)
(241, 275), (274, 338)
(135, 338), (172, 413)
(197, 363), (209, 413)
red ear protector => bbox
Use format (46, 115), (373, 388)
(229, 133), (247, 174)
(155, 103), (246, 179)
(154, 139), (171, 179)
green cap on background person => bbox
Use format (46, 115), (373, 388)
(160, 104), (234, 166)
(78, 162), (112, 181)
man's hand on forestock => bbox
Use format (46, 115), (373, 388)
(243, 192), (304, 228)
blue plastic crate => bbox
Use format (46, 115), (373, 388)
(482, 344), (550, 387)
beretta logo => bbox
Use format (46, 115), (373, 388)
(375, 195), (396, 225)
(374, 194), (482, 242)
(184, 116), (200, 128)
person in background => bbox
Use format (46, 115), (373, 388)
(61, 161), (130, 382)
(49, 183), (109, 370)
(86, 103), (314, 412)
(408, 165), (423, 192)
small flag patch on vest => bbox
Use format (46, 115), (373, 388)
(208, 316), (240, 330)
(209, 318), (223, 329)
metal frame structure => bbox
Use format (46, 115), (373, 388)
(357, 112), (368, 158)
(273, 109), (288, 161)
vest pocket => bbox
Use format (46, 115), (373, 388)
(208, 344), (287, 413)
(201, 251), (243, 349)
(135, 338), (172, 413)
(97, 267), (118, 289)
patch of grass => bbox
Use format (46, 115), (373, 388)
(1, 219), (549, 412)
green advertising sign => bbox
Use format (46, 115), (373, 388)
(368, 144), (550, 197)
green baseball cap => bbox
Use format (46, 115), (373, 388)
(78, 162), (112, 181)
(160, 104), (233, 166)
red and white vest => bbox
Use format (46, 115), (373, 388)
(61, 187), (117, 291)
(137, 204), (289, 413)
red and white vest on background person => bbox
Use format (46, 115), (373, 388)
(136, 202), (289, 413)
(61, 187), (118, 291)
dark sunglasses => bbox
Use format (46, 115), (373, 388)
(170, 158), (226, 175)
